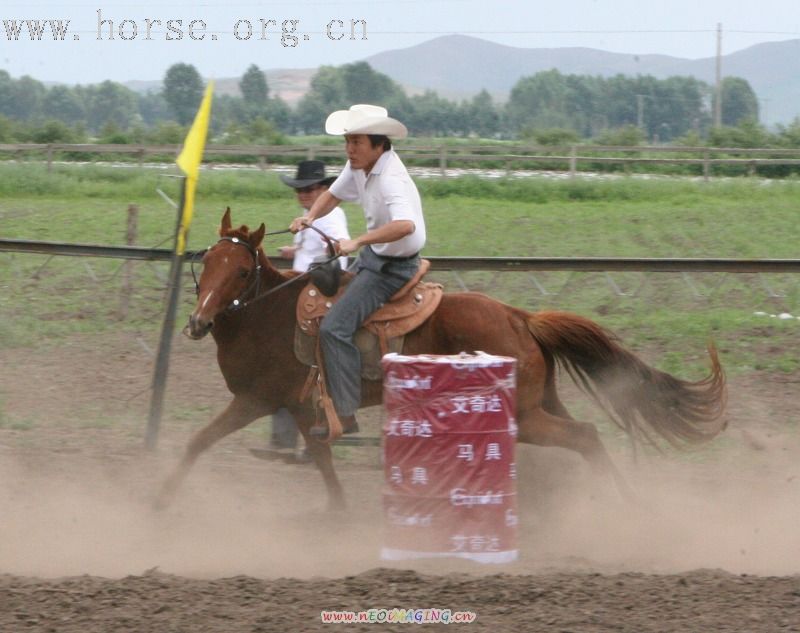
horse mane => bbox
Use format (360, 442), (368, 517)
(220, 223), (253, 240)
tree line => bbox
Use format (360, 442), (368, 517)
(1, 60), (798, 147)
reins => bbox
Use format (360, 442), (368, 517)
(191, 224), (342, 313)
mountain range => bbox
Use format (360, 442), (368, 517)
(128, 35), (800, 126)
(365, 35), (800, 126)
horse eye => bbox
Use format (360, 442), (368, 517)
(238, 268), (249, 279)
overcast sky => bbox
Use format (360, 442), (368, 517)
(3, 0), (800, 84)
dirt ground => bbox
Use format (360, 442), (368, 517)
(1, 331), (799, 632)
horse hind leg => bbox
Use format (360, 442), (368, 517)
(517, 406), (636, 503)
(154, 395), (265, 510)
(541, 371), (576, 421)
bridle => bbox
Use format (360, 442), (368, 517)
(190, 225), (341, 313)
(190, 236), (263, 312)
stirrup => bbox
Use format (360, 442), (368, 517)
(310, 418), (359, 440)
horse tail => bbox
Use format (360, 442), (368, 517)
(525, 310), (727, 448)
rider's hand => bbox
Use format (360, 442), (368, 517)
(289, 216), (311, 233)
(278, 246), (297, 260)
(336, 238), (361, 256)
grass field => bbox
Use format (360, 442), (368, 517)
(1, 162), (798, 379)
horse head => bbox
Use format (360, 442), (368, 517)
(186, 207), (266, 339)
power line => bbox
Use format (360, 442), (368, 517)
(2, 0), (472, 6)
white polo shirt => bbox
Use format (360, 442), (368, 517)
(329, 150), (426, 258)
(293, 205), (350, 272)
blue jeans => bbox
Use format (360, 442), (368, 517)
(319, 246), (419, 417)
(270, 407), (298, 449)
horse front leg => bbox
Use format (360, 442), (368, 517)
(293, 410), (346, 511)
(154, 395), (265, 509)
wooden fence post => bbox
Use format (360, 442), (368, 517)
(703, 149), (710, 182)
(118, 204), (138, 320)
(439, 146), (447, 178)
(46, 144), (53, 173)
(569, 145), (577, 177)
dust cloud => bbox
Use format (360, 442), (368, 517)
(1, 417), (798, 580)
(0, 447), (386, 579)
(517, 439), (800, 577)
(2, 323), (797, 581)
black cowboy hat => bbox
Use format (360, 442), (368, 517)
(279, 160), (337, 189)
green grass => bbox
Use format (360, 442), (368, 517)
(0, 396), (35, 431)
(78, 416), (117, 429)
(1, 162), (798, 379)
(3, 164), (800, 258)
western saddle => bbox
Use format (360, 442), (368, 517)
(294, 259), (443, 441)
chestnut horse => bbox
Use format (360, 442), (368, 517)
(155, 209), (726, 509)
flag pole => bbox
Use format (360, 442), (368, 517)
(145, 83), (214, 450)
(145, 179), (188, 450)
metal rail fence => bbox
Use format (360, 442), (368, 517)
(3, 237), (799, 305)
(2, 238), (800, 274)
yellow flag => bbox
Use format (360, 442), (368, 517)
(175, 81), (214, 254)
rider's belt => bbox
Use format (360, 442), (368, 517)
(376, 251), (419, 261)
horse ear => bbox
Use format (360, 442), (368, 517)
(250, 223), (266, 249)
(220, 207), (232, 236)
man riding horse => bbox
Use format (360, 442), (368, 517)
(158, 107), (725, 512)
(289, 104), (426, 440)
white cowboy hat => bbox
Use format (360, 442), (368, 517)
(325, 104), (408, 138)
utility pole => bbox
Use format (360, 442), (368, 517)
(636, 94), (645, 131)
(714, 22), (723, 128)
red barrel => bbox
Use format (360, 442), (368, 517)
(380, 352), (518, 563)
